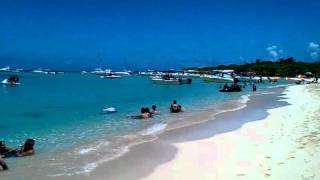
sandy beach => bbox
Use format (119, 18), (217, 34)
(143, 84), (320, 180)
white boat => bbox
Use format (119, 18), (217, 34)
(0, 66), (10, 72)
(139, 70), (159, 76)
(114, 70), (131, 75)
(201, 70), (235, 83)
(33, 69), (48, 74)
(151, 75), (192, 85)
(92, 68), (111, 75)
(1, 76), (20, 85)
(12, 69), (23, 72)
(101, 73), (121, 79)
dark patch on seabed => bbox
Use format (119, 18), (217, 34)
(21, 112), (45, 119)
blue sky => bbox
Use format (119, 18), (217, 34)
(0, 0), (319, 70)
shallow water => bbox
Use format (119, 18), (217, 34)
(0, 72), (291, 178)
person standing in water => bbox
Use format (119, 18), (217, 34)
(252, 84), (257, 92)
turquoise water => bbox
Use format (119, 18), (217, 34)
(0, 72), (289, 177)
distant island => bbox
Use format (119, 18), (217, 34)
(185, 57), (320, 77)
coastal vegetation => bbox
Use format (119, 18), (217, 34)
(185, 57), (320, 77)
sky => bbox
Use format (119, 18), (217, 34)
(0, 0), (320, 70)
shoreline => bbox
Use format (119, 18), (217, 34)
(143, 84), (320, 180)
(47, 85), (290, 180)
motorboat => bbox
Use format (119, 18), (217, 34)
(201, 70), (235, 83)
(92, 68), (111, 75)
(151, 74), (192, 85)
(0, 66), (10, 72)
(114, 70), (131, 75)
(1, 75), (20, 85)
(101, 73), (121, 79)
(12, 69), (23, 73)
(286, 72), (317, 84)
(219, 83), (242, 92)
(33, 69), (48, 74)
(139, 70), (159, 76)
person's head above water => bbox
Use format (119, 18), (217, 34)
(24, 139), (35, 148)
(0, 141), (5, 148)
(141, 107), (145, 114)
(152, 105), (156, 110)
(173, 100), (177, 104)
(145, 107), (150, 113)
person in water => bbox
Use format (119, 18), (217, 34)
(0, 141), (13, 156)
(150, 105), (159, 114)
(170, 100), (182, 113)
(252, 84), (257, 92)
(3, 139), (35, 158)
(140, 107), (151, 119)
(0, 157), (8, 170)
(223, 83), (229, 90)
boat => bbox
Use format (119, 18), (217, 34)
(33, 69), (48, 74)
(12, 69), (23, 73)
(201, 70), (235, 83)
(114, 70), (131, 75)
(267, 77), (280, 82)
(1, 75), (20, 85)
(92, 68), (111, 75)
(219, 84), (242, 92)
(101, 73), (121, 79)
(139, 70), (159, 76)
(286, 72), (317, 84)
(0, 66), (10, 72)
(151, 74), (192, 85)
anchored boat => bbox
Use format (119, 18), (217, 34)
(201, 70), (235, 83)
(151, 74), (192, 85)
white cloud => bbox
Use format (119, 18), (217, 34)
(266, 45), (282, 60)
(308, 42), (319, 51)
(308, 42), (320, 60)
(310, 52), (318, 60)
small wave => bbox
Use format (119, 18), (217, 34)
(139, 123), (167, 136)
(266, 84), (289, 88)
(78, 163), (98, 174)
(75, 141), (110, 155)
(238, 94), (250, 104)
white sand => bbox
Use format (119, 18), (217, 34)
(142, 84), (320, 180)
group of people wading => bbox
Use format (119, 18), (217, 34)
(0, 139), (35, 171)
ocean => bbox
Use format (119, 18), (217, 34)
(0, 72), (290, 179)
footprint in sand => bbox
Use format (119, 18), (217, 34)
(265, 156), (271, 159)
(236, 173), (246, 176)
(264, 173), (271, 177)
(287, 156), (295, 160)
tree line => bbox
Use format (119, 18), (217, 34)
(185, 57), (320, 77)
